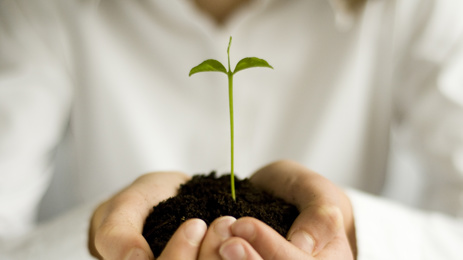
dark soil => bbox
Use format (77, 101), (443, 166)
(142, 172), (299, 257)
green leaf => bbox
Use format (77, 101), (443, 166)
(233, 57), (273, 74)
(189, 59), (227, 76)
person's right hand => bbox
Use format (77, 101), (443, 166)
(88, 171), (210, 260)
(88, 170), (250, 260)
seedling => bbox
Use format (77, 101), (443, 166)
(189, 36), (273, 201)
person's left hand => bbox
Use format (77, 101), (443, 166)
(215, 160), (357, 260)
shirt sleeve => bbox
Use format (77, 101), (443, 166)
(347, 188), (463, 260)
(0, 0), (73, 241)
(0, 199), (98, 260)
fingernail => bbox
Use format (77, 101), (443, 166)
(184, 219), (207, 246)
(214, 216), (236, 240)
(289, 230), (314, 255)
(220, 241), (246, 260)
(125, 248), (148, 260)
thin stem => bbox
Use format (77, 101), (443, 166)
(227, 36), (236, 201)
(228, 72), (235, 201)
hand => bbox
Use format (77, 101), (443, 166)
(89, 171), (200, 260)
(217, 160), (357, 260)
(88, 171), (237, 260)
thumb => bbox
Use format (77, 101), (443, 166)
(157, 219), (207, 260)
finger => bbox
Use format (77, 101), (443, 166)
(90, 171), (190, 260)
(158, 219), (207, 260)
(316, 231), (354, 260)
(219, 237), (263, 260)
(198, 216), (236, 259)
(250, 160), (354, 256)
(288, 205), (344, 256)
(229, 217), (312, 260)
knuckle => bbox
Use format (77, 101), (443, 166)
(316, 204), (344, 233)
(93, 222), (115, 251)
(94, 220), (129, 259)
(92, 230), (107, 257)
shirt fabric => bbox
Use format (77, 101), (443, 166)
(1, 0), (463, 259)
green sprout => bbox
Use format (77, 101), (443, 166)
(189, 36), (273, 201)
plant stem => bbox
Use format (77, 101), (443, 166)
(228, 72), (236, 201)
(227, 37), (236, 201)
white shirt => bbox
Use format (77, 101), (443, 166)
(1, 0), (463, 259)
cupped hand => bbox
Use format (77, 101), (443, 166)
(88, 171), (199, 260)
(218, 160), (357, 260)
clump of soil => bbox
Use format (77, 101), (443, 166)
(142, 172), (299, 257)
